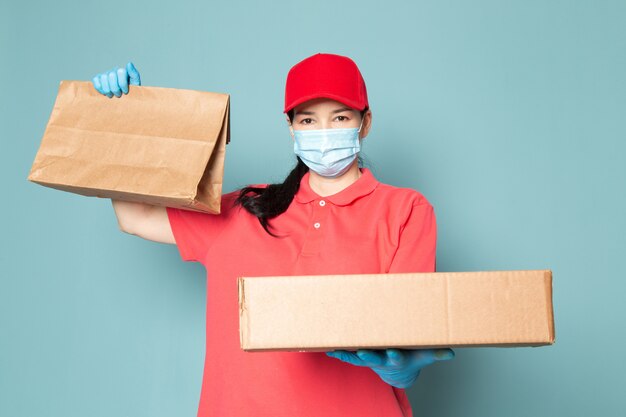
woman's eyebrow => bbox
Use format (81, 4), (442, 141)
(295, 107), (354, 116)
(331, 107), (355, 114)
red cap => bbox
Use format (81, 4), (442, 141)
(284, 53), (369, 113)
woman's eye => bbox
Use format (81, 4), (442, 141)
(335, 115), (348, 122)
(300, 118), (313, 124)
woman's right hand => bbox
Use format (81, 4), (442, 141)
(92, 62), (141, 98)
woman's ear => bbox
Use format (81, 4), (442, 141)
(286, 115), (295, 139)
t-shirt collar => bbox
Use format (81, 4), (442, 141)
(295, 168), (379, 206)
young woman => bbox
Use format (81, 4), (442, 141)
(93, 53), (454, 417)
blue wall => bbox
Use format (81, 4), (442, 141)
(2, 1), (624, 416)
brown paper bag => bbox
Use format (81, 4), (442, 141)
(27, 80), (230, 214)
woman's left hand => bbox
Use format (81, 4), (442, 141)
(326, 348), (455, 389)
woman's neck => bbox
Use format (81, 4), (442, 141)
(307, 160), (362, 197)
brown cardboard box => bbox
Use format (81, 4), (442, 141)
(238, 270), (555, 352)
(27, 81), (230, 214)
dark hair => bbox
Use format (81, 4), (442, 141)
(235, 107), (368, 237)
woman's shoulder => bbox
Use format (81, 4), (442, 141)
(374, 180), (432, 208)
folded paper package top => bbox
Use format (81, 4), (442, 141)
(28, 80), (230, 214)
(238, 270), (555, 352)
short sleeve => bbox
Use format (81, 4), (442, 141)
(166, 191), (239, 263)
(387, 202), (437, 273)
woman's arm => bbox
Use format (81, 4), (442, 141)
(112, 199), (175, 244)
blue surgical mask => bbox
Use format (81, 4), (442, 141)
(292, 120), (364, 178)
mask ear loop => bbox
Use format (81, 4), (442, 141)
(357, 114), (366, 138)
(358, 117), (364, 133)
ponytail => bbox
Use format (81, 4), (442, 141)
(235, 157), (309, 237)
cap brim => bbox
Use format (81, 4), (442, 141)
(284, 92), (366, 113)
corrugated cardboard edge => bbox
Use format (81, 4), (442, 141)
(238, 277), (248, 350)
(238, 270), (556, 352)
(243, 342), (551, 353)
(544, 270), (556, 345)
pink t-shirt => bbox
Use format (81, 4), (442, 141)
(166, 168), (436, 417)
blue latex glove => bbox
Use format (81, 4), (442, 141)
(326, 348), (455, 389)
(92, 62), (141, 98)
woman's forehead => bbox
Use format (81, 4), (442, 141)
(294, 98), (357, 115)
